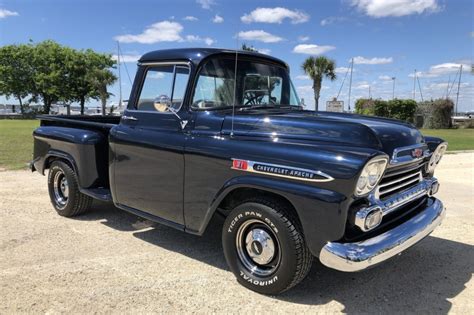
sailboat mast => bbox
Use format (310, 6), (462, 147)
(117, 41), (122, 108)
(455, 65), (463, 116)
(347, 58), (354, 112)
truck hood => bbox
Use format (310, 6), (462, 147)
(221, 110), (424, 156)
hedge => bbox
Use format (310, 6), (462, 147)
(416, 99), (453, 129)
(355, 98), (417, 122)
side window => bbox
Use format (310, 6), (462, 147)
(137, 65), (190, 112)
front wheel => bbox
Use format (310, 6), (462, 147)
(222, 197), (313, 294)
(47, 160), (92, 217)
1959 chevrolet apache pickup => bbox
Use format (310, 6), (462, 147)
(31, 48), (448, 294)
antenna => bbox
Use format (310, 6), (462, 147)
(230, 37), (239, 138)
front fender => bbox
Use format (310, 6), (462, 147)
(189, 175), (349, 256)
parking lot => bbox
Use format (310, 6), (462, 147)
(1, 153), (473, 313)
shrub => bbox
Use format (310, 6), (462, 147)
(388, 99), (417, 122)
(355, 98), (416, 122)
(416, 99), (454, 129)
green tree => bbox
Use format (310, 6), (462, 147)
(66, 49), (116, 115)
(87, 68), (117, 115)
(301, 56), (337, 111)
(0, 44), (34, 114)
(30, 40), (72, 114)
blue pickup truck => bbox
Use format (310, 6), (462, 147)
(31, 48), (447, 294)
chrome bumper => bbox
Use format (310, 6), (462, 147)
(319, 198), (445, 272)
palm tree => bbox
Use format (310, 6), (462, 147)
(301, 56), (337, 111)
(88, 69), (117, 115)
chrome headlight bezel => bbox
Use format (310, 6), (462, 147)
(355, 155), (389, 197)
(427, 142), (448, 174)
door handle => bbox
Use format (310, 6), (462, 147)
(122, 115), (138, 121)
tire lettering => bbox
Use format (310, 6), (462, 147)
(227, 213), (243, 233)
(239, 271), (278, 286)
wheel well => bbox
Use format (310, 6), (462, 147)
(216, 187), (300, 224)
(44, 156), (74, 173)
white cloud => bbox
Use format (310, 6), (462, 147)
(351, 0), (440, 18)
(257, 48), (271, 55)
(353, 56), (393, 64)
(292, 44), (336, 55)
(241, 7), (309, 24)
(297, 85), (313, 92)
(320, 16), (347, 26)
(354, 81), (371, 90)
(112, 54), (141, 63)
(409, 62), (469, 78)
(212, 14), (224, 23)
(379, 75), (394, 81)
(298, 35), (310, 42)
(114, 21), (183, 44)
(183, 16), (198, 21)
(0, 8), (19, 19)
(197, 0), (215, 10)
(185, 35), (215, 46)
(237, 30), (283, 43)
(335, 67), (353, 74)
(114, 20), (214, 46)
(295, 75), (310, 80)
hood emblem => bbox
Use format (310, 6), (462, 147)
(231, 159), (334, 182)
(411, 148), (423, 158)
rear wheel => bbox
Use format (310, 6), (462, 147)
(47, 160), (92, 217)
(222, 197), (312, 294)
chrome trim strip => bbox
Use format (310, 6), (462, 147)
(319, 198), (445, 272)
(377, 172), (422, 197)
(231, 159), (334, 182)
(390, 143), (430, 165)
(378, 171), (421, 189)
(369, 177), (437, 216)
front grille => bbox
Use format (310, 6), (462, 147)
(376, 162), (424, 200)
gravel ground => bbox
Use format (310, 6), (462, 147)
(1, 153), (473, 314)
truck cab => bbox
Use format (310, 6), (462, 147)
(32, 48), (447, 294)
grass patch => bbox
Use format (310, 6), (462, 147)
(0, 120), (39, 170)
(421, 129), (474, 151)
(0, 120), (472, 171)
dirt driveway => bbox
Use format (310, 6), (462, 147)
(1, 153), (473, 313)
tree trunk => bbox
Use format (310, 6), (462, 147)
(101, 95), (107, 116)
(11, 105), (16, 113)
(313, 78), (322, 112)
(17, 96), (24, 115)
(80, 96), (85, 115)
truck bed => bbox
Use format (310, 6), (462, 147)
(38, 115), (121, 130)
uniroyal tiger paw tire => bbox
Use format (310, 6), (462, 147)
(222, 197), (312, 294)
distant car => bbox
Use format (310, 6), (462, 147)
(31, 48), (447, 294)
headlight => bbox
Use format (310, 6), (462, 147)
(355, 156), (388, 196)
(427, 142), (448, 173)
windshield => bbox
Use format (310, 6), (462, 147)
(191, 57), (301, 110)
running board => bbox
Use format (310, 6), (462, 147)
(80, 187), (112, 202)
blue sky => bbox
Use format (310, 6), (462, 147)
(1, 0), (473, 111)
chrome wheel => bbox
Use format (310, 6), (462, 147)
(236, 219), (281, 277)
(53, 170), (69, 209)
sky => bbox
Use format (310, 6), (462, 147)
(0, 0), (473, 112)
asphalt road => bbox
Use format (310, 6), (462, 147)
(1, 153), (473, 313)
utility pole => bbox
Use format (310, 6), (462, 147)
(369, 85), (371, 99)
(117, 41), (123, 110)
(455, 65), (463, 116)
(413, 70), (416, 100)
(347, 58), (354, 112)
(392, 77), (396, 100)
